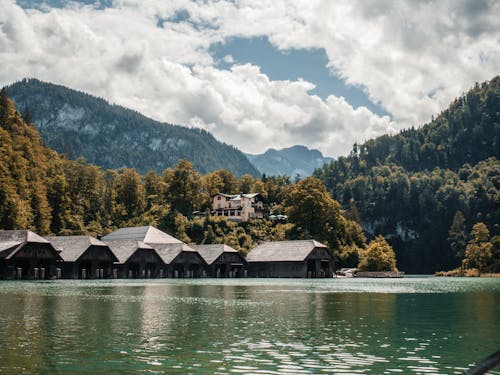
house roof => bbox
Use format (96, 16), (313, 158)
(190, 244), (240, 265)
(0, 230), (51, 244)
(242, 193), (260, 199)
(105, 240), (154, 264)
(102, 226), (182, 244)
(0, 230), (61, 260)
(246, 240), (328, 262)
(152, 243), (199, 264)
(48, 236), (117, 262)
(214, 193), (261, 199)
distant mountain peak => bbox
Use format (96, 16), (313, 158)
(246, 145), (334, 177)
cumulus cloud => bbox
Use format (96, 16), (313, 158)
(0, 0), (498, 157)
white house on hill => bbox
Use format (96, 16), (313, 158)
(211, 193), (264, 222)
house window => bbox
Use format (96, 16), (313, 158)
(217, 196), (221, 200)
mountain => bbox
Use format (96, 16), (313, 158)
(246, 145), (333, 177)
(5, 78), (259, 177)
(314, 76), (500, 273)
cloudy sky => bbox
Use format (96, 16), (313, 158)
(1, 0), (499, 157)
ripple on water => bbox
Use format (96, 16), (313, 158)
(0, 278), (498, 374)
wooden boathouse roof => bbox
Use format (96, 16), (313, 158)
(102, 226), (182, 244)
(191, 244), (242, 265)
(153, 243), (202, 265)
(246, 240), (329, 262)
(0, 230), (61, 260)
(104, 240), (155, 264)
(48, 236), (118, 263)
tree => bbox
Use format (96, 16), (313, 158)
(115, 168), (146, 218)
(358, 235), (397, 272)
(448, 211), (467, 260)
(239, 174), (254, 193)
(214, 169), (239, 194)
(163, 160), (201, 217)
(285, 177), (353, 250)
(463, 222), (493, 272)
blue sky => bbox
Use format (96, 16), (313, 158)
(2, 0), (499, 157)
(211, 36), (390, 117)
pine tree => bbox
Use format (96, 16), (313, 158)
(448, 211), (467, 260)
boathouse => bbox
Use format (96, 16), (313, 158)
(105, 240), (165, 278)
(0, 230), (62, 280)
(246, 240), (334, 278)
(191, 244), (247, 278)
(48, 236), (118, 279)
(154, 243), (206, 278)
(102, 226), (206, 278)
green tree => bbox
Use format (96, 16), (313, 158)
(285, 177), (354, 251)
(358, 235), (397, 272)
(448, 211), (467, 260)
(239, 174), (254, 193)
(115, 168), (146, 218)
(163, 160), (201, 217)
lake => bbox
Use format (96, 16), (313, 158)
(0, 277), (498, 374)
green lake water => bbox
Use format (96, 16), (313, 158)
(0, 277), (499, 374)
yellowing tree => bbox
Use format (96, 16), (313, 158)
(463, 222), (493, 272)
(358, 235), (397, 272)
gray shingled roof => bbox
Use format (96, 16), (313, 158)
(0, 230), (60, 260)
(0, 241), (22, 253)
(191, 244), (239, 265)
(105, 240), (154, 264)
(0, 230), (51, 244)
(246, 240), (328, 262)
(153, 243), (200, 264)
(48, 236), (117, 262)
(102, 226), (182, 244)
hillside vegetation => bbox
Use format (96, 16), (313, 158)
(314, 77), (500, 273)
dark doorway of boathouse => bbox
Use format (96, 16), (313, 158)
(320, 260), (330, 278)
(307, 259), (316, 278)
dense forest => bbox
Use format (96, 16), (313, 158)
(314, 76), (500, 273)
(6, 78), (259, 176)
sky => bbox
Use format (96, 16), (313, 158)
(1, 0), (499, 157)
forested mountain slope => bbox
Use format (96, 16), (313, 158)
(314, 76), (500, 273)
(5, 79), (259, 176)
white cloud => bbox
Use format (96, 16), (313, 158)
(0, 0), (498, 158)
(223, 54), (234, 64)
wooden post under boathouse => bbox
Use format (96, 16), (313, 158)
(246, 240), (335, 278)
(105, 240), (165, 279)
(0, 230), (63, 280)
(48, 236), (119, 279)
(191, 244), (247, 278)
(153, 243), (206, 278)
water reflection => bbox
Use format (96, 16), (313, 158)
(0, 278), (498, 374)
